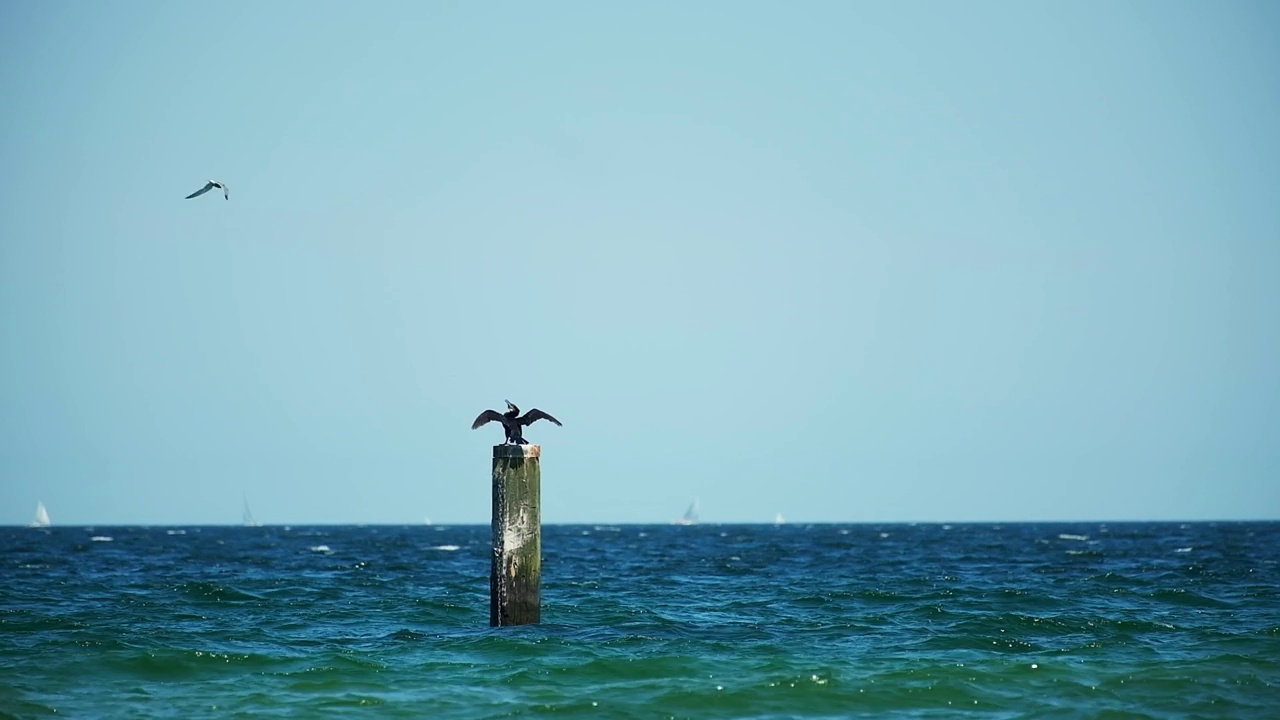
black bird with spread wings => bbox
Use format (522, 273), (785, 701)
(472, 400), (562, 445)
(185, 180), (229, 201)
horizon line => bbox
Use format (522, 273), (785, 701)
(6, 518), (1278, 528)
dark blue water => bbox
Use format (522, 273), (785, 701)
(2, 522), (1278, 718)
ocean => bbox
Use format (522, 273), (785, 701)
(2, 522), (1277, 718)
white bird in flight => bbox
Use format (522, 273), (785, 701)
(185, 180), (229, 201)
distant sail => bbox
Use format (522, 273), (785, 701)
(30, 501), (51, 528)
(674, 497), (700, 526)
(243, 497), (261, 527)
(774, 513), (786, 525)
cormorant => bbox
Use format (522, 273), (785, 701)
(185, 180), (229, 200)
(471, 400), (562, 445)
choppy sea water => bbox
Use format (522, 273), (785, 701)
(2, 522), (1277, 718)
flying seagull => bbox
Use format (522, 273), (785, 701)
(185, 180), (229, 201)
(472, 400), (562, 445)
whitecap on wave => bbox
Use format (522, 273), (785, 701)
(91, 536), (113, 542)
(309, 545), (332, 554)
(432, 545), (461, 552)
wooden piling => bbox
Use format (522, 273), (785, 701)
(490, 444), (541, 626)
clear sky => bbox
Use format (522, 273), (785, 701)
(2, 1), (1277, 526)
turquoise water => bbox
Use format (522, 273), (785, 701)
(2, 523), (1277, 718)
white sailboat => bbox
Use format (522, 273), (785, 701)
(30, 501), (51, 528)
(674, 497), (700, 526)
(242, 497), (261, 527)
(774, 512), (786, 525)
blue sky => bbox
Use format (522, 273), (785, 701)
(2, 1), (1277, 525)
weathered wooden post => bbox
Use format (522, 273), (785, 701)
(490, 444), (541, 626)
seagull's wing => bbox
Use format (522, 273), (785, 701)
(520, 409), (562, 427)
(185, 182), (215, 199)
(471, 409), (505, 430)
(222, 184), (229, 200)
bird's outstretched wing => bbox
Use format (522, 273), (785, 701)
(185, 182), (215, 199)
(471, 409), (506, 430)
(520, 409), (562, 427)
(221, 184), (229, 200)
